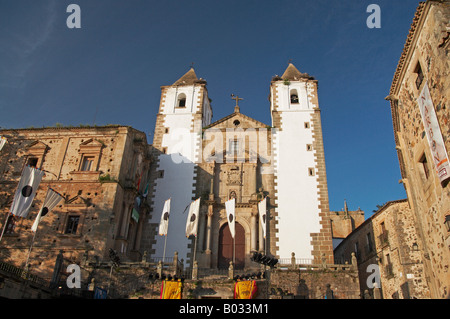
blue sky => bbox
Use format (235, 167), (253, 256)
(0, 0), (421, 218)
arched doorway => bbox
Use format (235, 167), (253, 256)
(218, 222), (245, 269)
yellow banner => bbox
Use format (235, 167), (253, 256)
(234, 280), (257, 299)
(160, 280), (182, 299)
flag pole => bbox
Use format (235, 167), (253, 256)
(233, 236), (235, 266)
(193, 235), (198, 264)
(265, 201), (268, 256)
(0, 213), (11, 243)
(25, 228), (38, 270)
(161, 198), (171, 264)
(162, 234), (167, 263)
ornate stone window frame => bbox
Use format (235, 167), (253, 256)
(23, 140), (49, 170)
(77, 139), (103, 172)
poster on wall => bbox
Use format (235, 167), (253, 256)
(417, 81), (450, 185)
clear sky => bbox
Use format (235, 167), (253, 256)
(0, 0), (422, 218)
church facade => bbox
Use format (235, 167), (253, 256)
(143, 63), (334, 269)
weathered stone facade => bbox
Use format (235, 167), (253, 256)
(334, 200), (430, 299)
(194, 109), (276, 270)
(386, 0), (450, 298)
(330, 202), (365, 249)
(0, 125), (152, 280)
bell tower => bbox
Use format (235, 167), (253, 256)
(142, 68), (212, 265)
(270, 63), (333, 264)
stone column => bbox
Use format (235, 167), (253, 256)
(192, 261), (198, 280)
(197, 206), (206, 251)
(251, 210), (258, 252)
(205, 204), (213, 253)
(228, 261), (234, 280)
(259, 218), (265, 252)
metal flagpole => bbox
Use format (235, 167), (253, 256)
(265, 203), (268, 256)
(25, 229), (38, 269)
(0, 213), (11, 243)
(162, 234), (168, 263)
(161, 198), (171, 264)
(193, 235), (198, 263)
(234, 237), (236, 266)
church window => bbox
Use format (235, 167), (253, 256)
(230, 139), (239, 154)
(304, 122), (310, 129)
(233, 120), (240, 126)
(306, 144), (313, 151)
(308, 167), (315, 176)
(177, 93), (187, 108)
(65, 215), (80, 234)
(290, 89), (299, 104)
(165, 128), (169, 134)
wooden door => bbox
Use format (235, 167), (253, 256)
(218, 222), (245, 269)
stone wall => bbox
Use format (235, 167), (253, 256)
(388, 0), (450, 298)
(334, 200), (430, 298)
(0, 126), (151, 280)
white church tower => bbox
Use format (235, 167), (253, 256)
(143, 68), (212, 265)
(270, 63), (333, 264)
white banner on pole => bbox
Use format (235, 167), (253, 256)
(258, 197), (267, 238)
(159, 198), (171, 236)
(0, 136), (6, 152)
(31, 188), (64, 232)
(185, 198), (200, 237)
(225, 197), (235, 238)
(417, 82), (450, 184)
(10, 166), (45, 218)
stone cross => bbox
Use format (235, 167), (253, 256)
(231, 94), (243, 112)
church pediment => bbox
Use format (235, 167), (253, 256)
(204, 112), (268, 130)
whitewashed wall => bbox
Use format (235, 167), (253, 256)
(150, 85), (211, 265)
(272, 81), (321, 260)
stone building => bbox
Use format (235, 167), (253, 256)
(143, 63), (335, 269)
(0, 125), (152, 280)
(334, 199), (430, 299)
(385, 0), (450, 298)
(330, 200), (365, 249)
